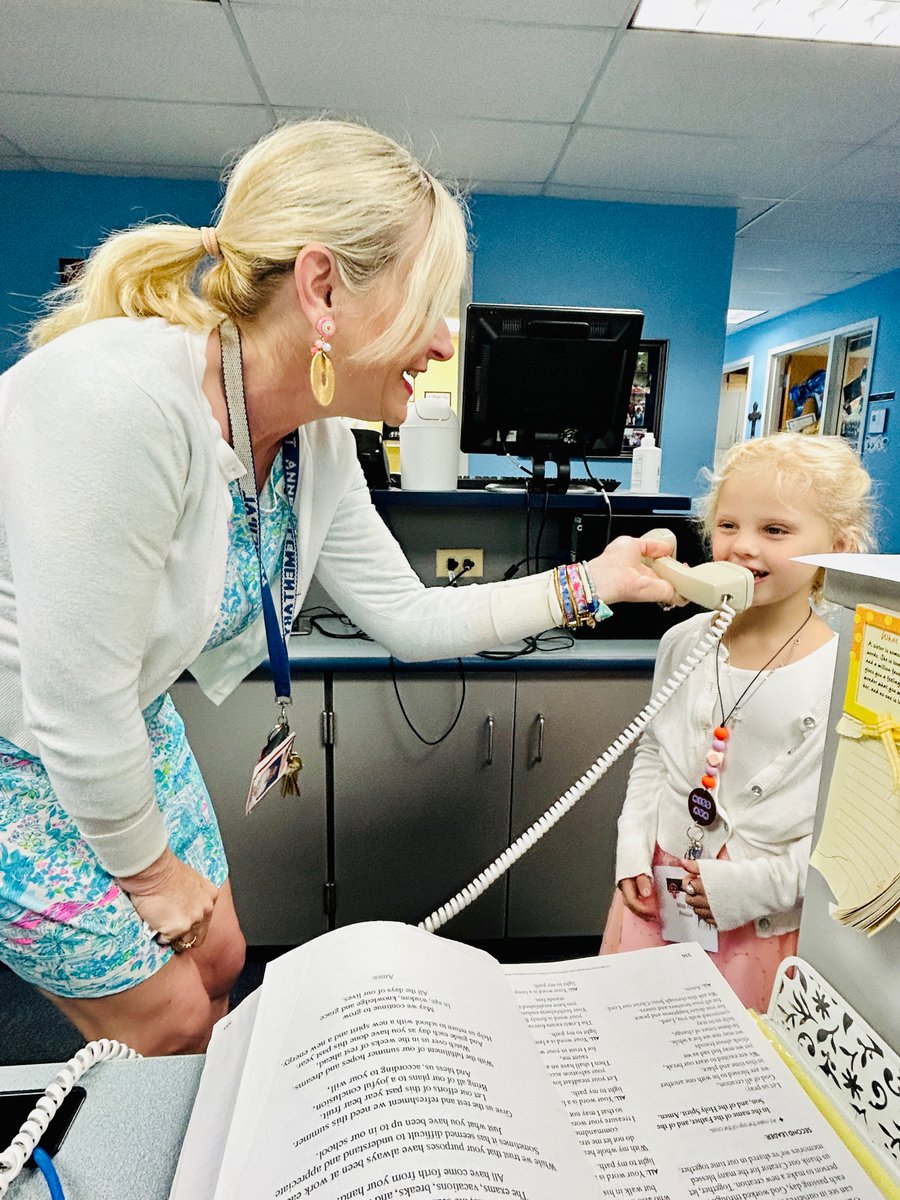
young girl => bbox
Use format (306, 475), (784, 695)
(602, 433), (875, 1010)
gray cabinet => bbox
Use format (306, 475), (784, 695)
(171, 664), (652, 946)
(330, 671), (515, 939)
(170, 676), (327, 946)
(507, 672), (651, 938)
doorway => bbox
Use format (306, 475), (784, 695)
(716, 359), (752, 469)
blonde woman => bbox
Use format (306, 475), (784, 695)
(0, 119), (676, 1055)
(603, 433), (875, 1010)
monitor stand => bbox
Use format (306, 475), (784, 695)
(485, 451), (575, 494)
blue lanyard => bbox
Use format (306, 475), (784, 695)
(219, 320), (299, 705)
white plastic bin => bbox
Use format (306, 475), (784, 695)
(399, 395), (460, 491)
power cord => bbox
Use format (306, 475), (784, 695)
(477, 628), (574, 661)
(31, 1148), (63, 1200)
(501, 554), (559, 581)
(582, 455), (613, 550)
(447, 558), (475, 586)
(293, 606), (372, 641)
(389, 657), (467, 746)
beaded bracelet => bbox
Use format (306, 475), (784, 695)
(554, 565), (578, 628)
(554, 563), (612, 630)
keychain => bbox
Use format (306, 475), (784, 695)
(246, 704), (304, 815)
(684, 824), (704, 861)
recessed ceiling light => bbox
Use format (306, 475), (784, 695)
(631, 0), (900, 46)
(727, 308), (769, 325)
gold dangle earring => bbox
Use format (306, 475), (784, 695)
(310, 316), (336, 408)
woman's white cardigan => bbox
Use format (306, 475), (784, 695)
(0, 319), (558, 876)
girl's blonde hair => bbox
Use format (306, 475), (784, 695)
(28, 119), (469, 363)
(696, 432), (876, 600)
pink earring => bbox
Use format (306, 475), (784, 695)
(310, 316), (336, 408)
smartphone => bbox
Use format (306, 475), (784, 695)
(0, 1087), (85, 1162)
(293, 616), (313, 636)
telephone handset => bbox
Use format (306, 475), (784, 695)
(640, 527), (755, 613)
(420, 529), (753, 933)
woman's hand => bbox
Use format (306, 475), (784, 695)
(679, 858), (717, 927)
(586, 536), (678, 607)
(619, 874), (657, 920)
(117, 847), (219, 952)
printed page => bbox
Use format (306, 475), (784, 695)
(811, 603), (900, 922)
(214, 922), (598, 1200)
(169, 988), (260, 1200)
(811, 730), (900, 913)
(506, 943), (882, 1200)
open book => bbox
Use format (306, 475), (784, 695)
(170, 923), (882, 1200)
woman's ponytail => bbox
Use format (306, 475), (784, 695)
(28, 223), (224, 348)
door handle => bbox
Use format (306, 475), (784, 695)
(534, 714), (545, 765)
(485, 715), (494, 765)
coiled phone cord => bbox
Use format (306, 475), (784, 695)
(0, 1039), (139, 1198)
(419, 603), (736, 935)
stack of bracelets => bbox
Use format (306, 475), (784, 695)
(553, 562), (611, 630)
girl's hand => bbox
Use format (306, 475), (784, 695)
(586, 537), (677, 607)
(619, 874), (657, 920)
(679, 858), (717, 927)
(117, 847), (219, 952)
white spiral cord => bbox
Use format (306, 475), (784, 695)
(0, 1038), (140, 1197)
(420, 605), (736, 935)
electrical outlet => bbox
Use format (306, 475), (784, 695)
(435, 548), (484, 579)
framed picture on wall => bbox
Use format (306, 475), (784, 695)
(620, 339), (667, 457)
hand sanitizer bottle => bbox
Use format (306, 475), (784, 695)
(630, 432), (662, 493)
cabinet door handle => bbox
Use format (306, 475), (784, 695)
(534, 714), (545, 765)
(485, 714), (494, 766)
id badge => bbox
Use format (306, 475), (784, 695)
(246, 723), (296, 815)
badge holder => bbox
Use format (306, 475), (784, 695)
(246, 705), (303, 815)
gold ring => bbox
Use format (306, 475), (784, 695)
(171, 933), (198, 953)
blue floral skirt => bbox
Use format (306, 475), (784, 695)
(0, 694), (228, 998)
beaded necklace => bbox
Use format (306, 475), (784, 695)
(686, 607), (814, 834)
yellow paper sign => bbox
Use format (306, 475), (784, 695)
(845, 604), (900, 725)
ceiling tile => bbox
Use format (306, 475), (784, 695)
(235, 8), (614, 120)
(471, 181), (545, 196)
(274, 110), (570, 183)
(736, 199), (780, 226)
(728, 288), (828, 310)
(790, 145), (900, 203)
(234, 0), (633, 24)
(1, 94), (271, 168)
(875, 119), (900, 146)
(554, 127), (857, 197)
(739, 199), (900, 244)
(584, 29), (900, 142)
(0, 0), (259, 104)
(731, 267), (866, 295)
(733, 237), (900, 274)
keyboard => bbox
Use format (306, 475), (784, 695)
(455, 476), (621, 493)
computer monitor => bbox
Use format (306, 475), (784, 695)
(460, 303), (644, 492)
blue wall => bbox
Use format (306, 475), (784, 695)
(469, 195), (736, 496)
(724, 268), (900, 551)
(0, 170), (220, 370)
(0, 173), (737, 500)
